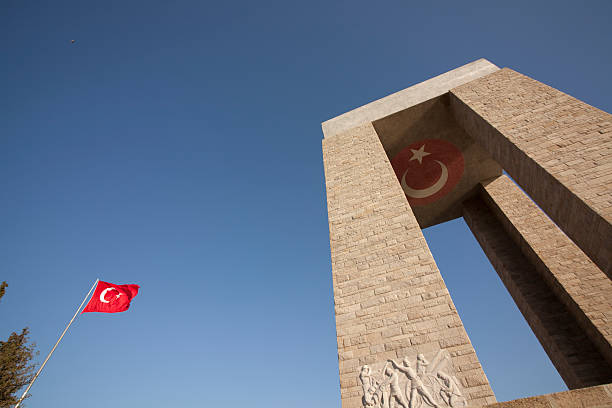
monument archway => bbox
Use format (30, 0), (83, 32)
(321, 59), (612, 407)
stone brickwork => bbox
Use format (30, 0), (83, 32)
(485, 383), (612, 408)
(322, 123), (495, 407)
(450, 68), (612, 276)
(463, 194), (612, 389)
(478, 176), (612, 370)
(322, 59), (612, 407)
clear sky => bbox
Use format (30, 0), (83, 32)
(1, 1), (611, 407)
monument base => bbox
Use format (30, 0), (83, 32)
(485, 383), (612, 408)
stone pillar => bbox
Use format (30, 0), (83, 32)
(478, 176), (612, 367)
(462, 177), (612, 388)
(322, 123), (495, 407)
(450, 68), (612, 276)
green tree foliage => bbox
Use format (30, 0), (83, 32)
(0, 282), (37, 407)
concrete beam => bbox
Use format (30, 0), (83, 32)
(322, 58), (499, 138)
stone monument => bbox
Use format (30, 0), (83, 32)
(321, 59), (612, 407)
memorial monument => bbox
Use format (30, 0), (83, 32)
(321, 59), (612, 407)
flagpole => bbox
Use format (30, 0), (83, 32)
(14, 278), (99, 408)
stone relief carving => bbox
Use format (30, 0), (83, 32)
(359, 350), (466, 408)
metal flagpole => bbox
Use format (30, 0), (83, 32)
(14, 278), (99, 408)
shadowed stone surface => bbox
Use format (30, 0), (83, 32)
(450, 68), (612, 277)
(463, 193), (612, 389)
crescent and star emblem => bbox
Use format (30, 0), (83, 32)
(400, 144), (449, 199)
(100, 287), (122, 304)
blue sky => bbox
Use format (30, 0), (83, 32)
(1, 1), (611, 407)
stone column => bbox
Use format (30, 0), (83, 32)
(322, 123), (495, 407)
(463, 175), (612, 389)
(450, 68), (612, 276)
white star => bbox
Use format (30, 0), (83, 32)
(409, 145), (431, 164)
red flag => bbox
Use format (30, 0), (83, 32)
(82, 281), (140, 314)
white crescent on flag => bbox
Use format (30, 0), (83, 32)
(400, 160), (449, 199)
(99, 287), (121, 303)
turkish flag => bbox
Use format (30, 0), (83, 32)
(82, 281), (140, 314)
(391, 138), (465, 206)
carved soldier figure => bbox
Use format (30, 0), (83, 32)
(416, 354), (438, 399)
(380, 364), (409, 408)
(417, 354), (429, 375)
(436, 371), (465, 407)
(360, 365), (381, 407)
(422, 350), (465, 407)
(390, 358), (440, 408)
